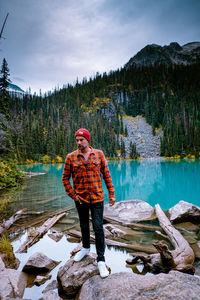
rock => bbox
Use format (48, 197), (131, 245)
(99, 102), (116, 120)
(0, 252), (20, 269)
(0, 268), (27, 299)
(125, 42), (200, 68)
(121, 115), (163, 158)
(22, 252), (60, 273)
(42, 280), (58, 294)
(79, 271), (200, 300)
(0, 256), (5, 271)
(40, 290), (62, 300)
(57, 252), (99, 298)
(48, 230), (63, 242)
(70, 243), (82, 257)
(169, 201), (200, 223)
(104, 200), (155, 223)
(34, 274), (52, 286)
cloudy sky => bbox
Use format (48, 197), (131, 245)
(0, 0), (200, 93)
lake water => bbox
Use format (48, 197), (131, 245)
(2, 159), (200, 299)
(14, 159), (200, 212)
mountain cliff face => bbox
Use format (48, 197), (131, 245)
(125, 42), (200, 68)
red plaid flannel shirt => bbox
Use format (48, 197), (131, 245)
(62, 147), (115, 204)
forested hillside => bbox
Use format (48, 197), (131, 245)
(1, 48), (200, 165)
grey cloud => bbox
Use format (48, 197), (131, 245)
(1, 0), (199, 93)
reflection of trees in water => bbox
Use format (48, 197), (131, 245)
(110, 161), (140, 201)
(55, 163), (63, 171)
(130, 161), (140, 178)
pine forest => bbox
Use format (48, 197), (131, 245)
(1, 58), (200, 167)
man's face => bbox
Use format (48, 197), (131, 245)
(75, 136), (89, 151)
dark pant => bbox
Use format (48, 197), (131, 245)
(75, 201), (105, 262)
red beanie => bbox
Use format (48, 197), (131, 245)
(75, 128), (90, 143)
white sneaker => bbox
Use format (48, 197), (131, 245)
(98, 261), (109, 278)
(74, 248), (90, 262)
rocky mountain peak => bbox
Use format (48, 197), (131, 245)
(125, 41), (200, 68)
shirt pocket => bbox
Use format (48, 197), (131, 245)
(73, 162), (84, 177)
(88, 159), (100, 173)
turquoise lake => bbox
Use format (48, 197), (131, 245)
(16, 159), (200, 211)
(3, 159), (200, 299)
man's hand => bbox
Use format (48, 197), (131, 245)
(75, 195), (82, 204)
(109, 197), (115, 206)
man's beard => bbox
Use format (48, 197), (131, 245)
(78, 145), (87, 151)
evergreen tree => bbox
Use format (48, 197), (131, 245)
(0, 58), (11, 116)
(124, 125), (128, 137)
(129, 141), (139, 159)
(120, 138), (126, 158)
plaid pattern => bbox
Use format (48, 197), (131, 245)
(62, 147), (115, 204)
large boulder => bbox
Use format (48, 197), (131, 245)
(104, 200), (155, 224)
(0, 268), (27, 299)
(79, 271), (200, 300)
(169, 201), (200, 223)
(40, 290), (62, 300)
(22, 252), (60, 273)
(0, 256), (5, 271)
(57, 253), (99, 298)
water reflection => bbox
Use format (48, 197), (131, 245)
(0, 159), (198, 214)
(108, 159), (200, 209)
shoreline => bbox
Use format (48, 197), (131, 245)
(17, 156), (199, 166)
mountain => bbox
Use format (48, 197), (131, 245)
(2, 41), (200, 161)
(8, 83), (25, 98)
(125, 42), (200, 68)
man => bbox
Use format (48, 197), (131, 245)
(62, 128), (115, 278)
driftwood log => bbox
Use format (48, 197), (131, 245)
(67, 229), (158, 254)
(16, 212), (66, 253)
(104, 215), (161, 231)
(0, 209), (27, 236)
(126, 204), (195, 274)
(14, 206), (73, 228)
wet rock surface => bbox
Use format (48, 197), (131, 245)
(169, 201), (200, 223)
(104, 199), (155, 223)
(57, 253), (99, 298)
(0, 267), (27, 299)
(40, 290), (62, 300)
(22, 252), (61, 273)
(34, 274), (52, 286)
(48, 230), (63, 242)
(79, 271), (200, 300)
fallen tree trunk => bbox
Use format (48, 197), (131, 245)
(67, 229), (157, 254)
(0, 209), (26, 236)
(16, 212), (66, 253)
(10, 206), (74, 231)
(126, 204), (195, 274)
(103, 216), (161, 231)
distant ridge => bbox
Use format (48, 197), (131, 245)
(8, 83), (25, 98)
(8, 83), (25, 93)
(125, 41), (200, 68)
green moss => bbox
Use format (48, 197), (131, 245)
(0, 235), (15, 264)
